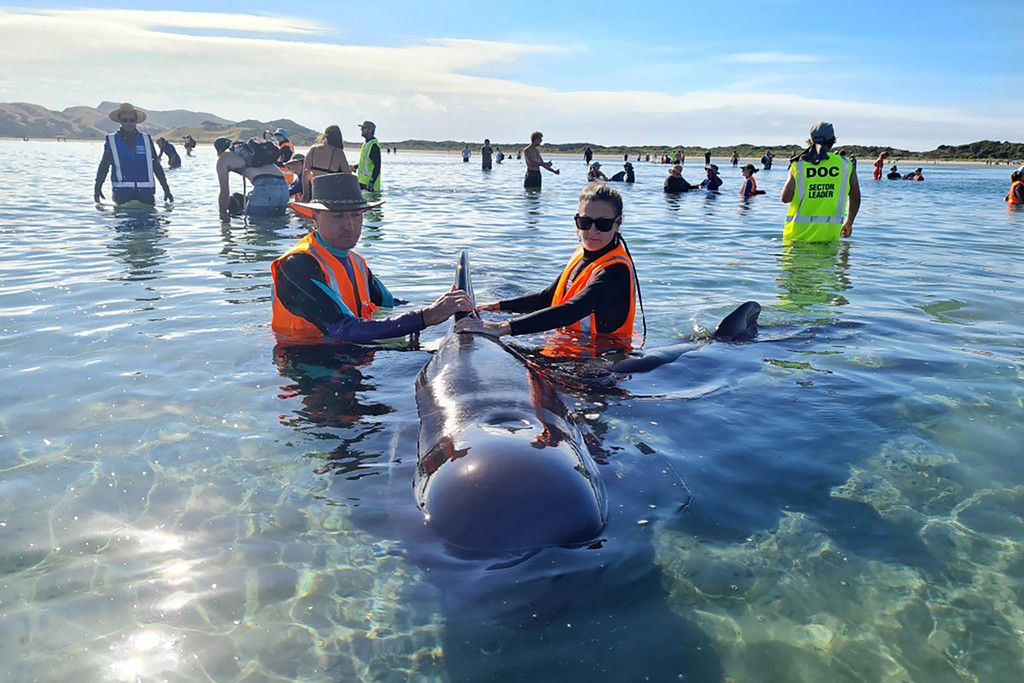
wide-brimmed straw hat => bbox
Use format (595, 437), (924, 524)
(292, 173), (384, 212)
(108, 103), (147, 123)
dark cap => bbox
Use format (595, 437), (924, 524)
(214, 137), (231, 154)
(292, 173), (384, 213)
(810, 121), (836, 143)
(742, 163), (758, 173)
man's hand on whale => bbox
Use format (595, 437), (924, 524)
(422, 286), (475, 326)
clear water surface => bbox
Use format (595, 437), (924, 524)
(1, 141), (1022, 682)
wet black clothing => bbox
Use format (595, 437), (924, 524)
(274, 251), (422, 343)
(664, 175), (696, 193)
(499, 237), (631, 335)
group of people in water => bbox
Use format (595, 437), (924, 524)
(267, 120), (861, 348)
(94, 103), (384, 220)
(871, 152), (925, 182)
(91, 106), (864, 352)
(114, 103), (1024, 356)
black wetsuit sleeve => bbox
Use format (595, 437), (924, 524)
(370, 144), (381, 184)
(497, 277), (560, 314)
(95, 143), (112, 184)
(276, 253), (425, 342)
(507, 264), (630, 336)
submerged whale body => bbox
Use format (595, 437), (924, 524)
(611, 300), (761, 374)
(414, 253), (606, 553)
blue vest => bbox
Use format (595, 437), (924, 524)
(106, 132), (156, 202)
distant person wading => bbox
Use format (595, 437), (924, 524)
(93, 103), (173, 206)
(522, 130), (560, 189)
(353, 121), (381, 191)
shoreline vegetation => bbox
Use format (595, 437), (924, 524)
(7, 137), (1021, 166)
(2, 101), (1021, 163)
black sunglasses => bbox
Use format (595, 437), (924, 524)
(574, 213), (620, 232)
(120, 118), (137, 123)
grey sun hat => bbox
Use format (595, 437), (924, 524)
(810, 121), (836, 143)
(359, 120), (376, 130)
(292, 173), (384, 212)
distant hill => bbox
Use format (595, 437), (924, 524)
(0, 101), (315, 144)
(2, 101), (1020, 160)
(158, 118), (317, 145)
(0, 102), (109, 138)
(96, 101), (232, 129)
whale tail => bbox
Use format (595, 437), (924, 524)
(455, 250), (476, 320)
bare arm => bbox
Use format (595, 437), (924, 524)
(842, 172), (861, 237)
(217, 154), (239, 220)
(301, 149), (313, 200)
(781, 165), (796, 203)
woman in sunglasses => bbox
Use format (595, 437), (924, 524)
(455, 183), (637, 348)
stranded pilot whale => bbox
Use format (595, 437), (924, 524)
(414, 252), (606, 553)
(610, 300), (762, 374)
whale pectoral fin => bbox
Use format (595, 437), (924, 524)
(712, 301), (761, 341)
(610, 344), (693, 374)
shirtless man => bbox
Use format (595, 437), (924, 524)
(522, 130), (560, 189)
(214, 137), (289, 221)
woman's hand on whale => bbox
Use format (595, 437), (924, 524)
(476, 302), (501, 313)
(455, 317), (511, 337)
(422, 286), (474, 326)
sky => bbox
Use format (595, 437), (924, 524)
(0, 1), (1020, 149)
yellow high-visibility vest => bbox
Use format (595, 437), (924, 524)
(784, 153), (852, 242)
(357, 137), (381, 191)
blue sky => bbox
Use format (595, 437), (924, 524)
(0, 2), (1019, 147)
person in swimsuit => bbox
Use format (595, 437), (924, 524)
(215, 137), (289, 220)
(301, 125), (352, 202)
(522, 130), (560, 189)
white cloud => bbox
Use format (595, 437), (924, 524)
(0, 7), (1015, 148)
(412, 94), (448, 113)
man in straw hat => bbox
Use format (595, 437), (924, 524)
(780, 121), (861, 241)
(271, 173), (472, 343)
(94, 103), (173, 206)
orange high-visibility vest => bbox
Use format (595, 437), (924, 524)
(271, 233), (378, 342)
(551, 242), (636, 341)
(1010, 180), (1024, 205)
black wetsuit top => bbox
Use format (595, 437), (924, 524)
(275, 247), (423, 343)
(663, 175), (695, 193)
(499, 237), (631, 335)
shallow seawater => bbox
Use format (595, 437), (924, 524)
(1, 140), (1022, 682)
